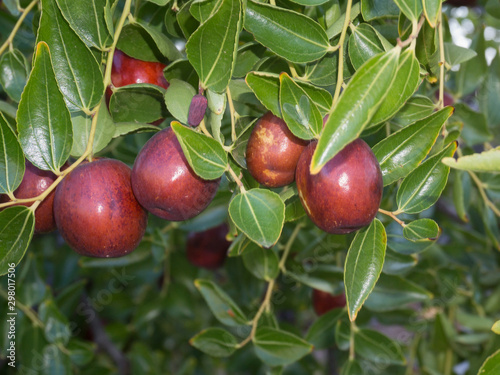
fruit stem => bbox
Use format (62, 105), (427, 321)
(198, 119), (213, 138)
(226, 87), (237, 143)
(397, 15), (425, 49)
(331, 0), (353, 108)
(378, 208), (406, 227)
(0, 0), (38, 58)
(227, 166), (246, 193)
(279, 222), (303, 273)
(438, 8), (446, 111)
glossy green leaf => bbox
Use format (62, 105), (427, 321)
(354, 328), (406, 365)
(478, 349), (500, 375)
(227, 234), (259, 257)
(0, 112), (24, 195)
(190, 0), (223, 22)
(373, 107), (453, 186)
(171, 122), (227, 180)
(391, 95), (434, 127)
(253, 327), (313, 367)
(0, 49), (28, 102)
(117, 22), (182, 63)
(194, 279), (248, 326)
(304, 51), (338, 87)
(0, 206), (35, 276)
(287, 264), (344, 294)
(306, 307), (344, 349)
(403, 218), (440, 242)
(70, 107), (115, 157)
(229, 189), (285, 248)
(38, 0), (104, 111)
(165, 79), (197, 124)
(415, 21), (436, 71)
(186, 0), (242, 93)
(56, 0), (112, 50)
(393, 0), (422, 22)
(365, 274), (433, 311)
(233, 42), (267, 78)
(397, 142), (457, 213)
(177, 0), (199, 40)
(289, 0), (329, 5)
(190, 328), (238, 357)
(443, 43), (477, 67)
(246, 71), (332, 118)
(244, 0), (331, 64)
(383, 248), (417, 275)
(206, 89), (226, 143)
(113, 122), (160, 138)
(110, 83), (167, 123)
(386, 221), (434, 255)
(279, 73), (322, 140)
(442, 148), (500, 173)
(17, 42), (72, 173)
(164, 59), (199, 89)
(348, 24), (385, 70)
(370, 49), (420, 127)
(242, 245), (279, 281)
(423, 0), (441, 27)
(311, 48), (400, 174)
(361, 0), (400, 21)
(344, 219), (387, 321)
(326, 2), (360, 38)
(285, 196), (306, 222)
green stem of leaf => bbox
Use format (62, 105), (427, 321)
(0, 0), (38, 58)
(278, 222), (303, 273)
(438, 11), (446, 111)
(379, 208), (406, 227)
(349, 320), (356, 360)
(227, 87), (237, 143)
(227, 165), (246, 193)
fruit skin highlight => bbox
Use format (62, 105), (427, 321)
(246, 111), (308, 188)
(0, 161), (65, 234)
(131, 127), (220, 221)
(296, 139), (383, 234)
(312, 289), (346, 316)
(186, 224), (230, 269)
(54, 158), (148, 258)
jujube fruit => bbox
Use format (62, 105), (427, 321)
(54, 158), (148, 257)
(246, 112), (308, 188)
(131, 127), (220, 221)
(296, 139), (383, 234)
(312, 289), (346, 316)
(186, 224), (231, 269)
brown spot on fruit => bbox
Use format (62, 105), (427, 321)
(53, 158), (148, 257)
(246, 112), (308, 188)
(131, 127), (220, 221)
(296, 139), (383, 234)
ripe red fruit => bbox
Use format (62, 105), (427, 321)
(312, 289), (346, 316)
(296, 139), (383, 234)
(54, 158), (147, 257)
(246, 112), (308, 188)
(131, 127), (220, 221)
(0, 161), (64, 234)
(186, 224), (230, 269)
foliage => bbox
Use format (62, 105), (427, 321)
(0, 0), (499, 374)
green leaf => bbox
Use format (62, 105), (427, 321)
(310, 48), (400, 174)
(0, 206), (35, 276)
(244, 0), (331, 64)
(242, 245), (279, 281)
(279, 73), (322, 140)
(165, 79), (197, 124)
(304, 51), (338, 87)
(109, 83), (167, 123)
(171, 122), (227, 180)
(0, 49), (28, 102)
(287, 264), (343, 294)
(56, 0), (112, 50)
(383, 248), (417, 275)
(38, 0), (104, 111)
(0, 112), (25, 195)
(305, 307), (344, 349)
(344, 219), (387, 321)
(147, 0), (170, 4)
(17, 42), (72, 173)
(391, 95), (435, 127)
(481, 55), (500, 128)
(453, 103), (492, 146)
(361, 0), (400, 21)
(289, 0), (329, 5)
(186, 0), (242, 93)
(42, 345), (72, 375)
(442, 148), (500, 173)
(67, 339), (95, 366)
(386, 221), (434, 255)
(246, 72), (332, 118)
(194, 279), (248, 326)
(113, 122), (160, 138)
(403, 218), (440, 242)
(348, 24), (385, 70)
(335, 320), (350, 350)
(327, 2), (360, 38)
(370, 48), (420, 127)
(456, 29), (487, 97)
(354, 328), (406, 365)
(397, 142), (457, 213)
(423, 0), (441, 27)
(341, 360), (364, 375)
(70, 107), (116, 157)
(229, 189), (285, 248)
(393, 0), (422, 22)
(364, 274), (433, 311)
(253, 327), (313, 367)
(39, 300), (71, 345)
(190, 328), (238, 357)
(443, 43), (477, 67)
(117, 22), (183, 63)
(492, 321), (500, 335)
(228, 234), (259, 257)
(373, 107), (453, 186)
(190, 0), (224, 22)
(478, 349), (500, 375)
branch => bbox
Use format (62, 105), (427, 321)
(0, 0), (38, 57)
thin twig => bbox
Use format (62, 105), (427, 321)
(0, 0), (38, 57)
